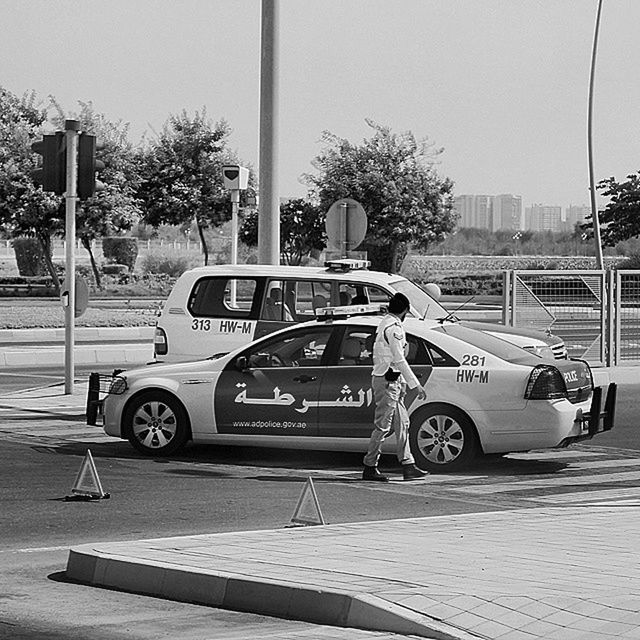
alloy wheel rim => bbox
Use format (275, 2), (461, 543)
(132, 401), (177, 449)
(417, 414), (464, 464)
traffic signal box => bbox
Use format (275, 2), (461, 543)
(78, 134), (106, 200)
(31, 133), (66, 194)
(32, 131), (105, 199)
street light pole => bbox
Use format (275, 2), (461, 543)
(588, 0), (605, 270)
(258, 0), (280, 265)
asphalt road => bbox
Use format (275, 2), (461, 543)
(1, 366), (638, 639)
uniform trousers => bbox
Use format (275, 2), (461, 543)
(363, 375), (415, 467)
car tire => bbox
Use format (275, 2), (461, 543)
(409, 404), (479, 472)
(123, 391), (190, 456)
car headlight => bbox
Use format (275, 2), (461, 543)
(523, 345), (555, 360)
(108, 376), (127, 395)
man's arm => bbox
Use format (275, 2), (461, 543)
(386, 326), (421, 389)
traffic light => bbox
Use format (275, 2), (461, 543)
(31, 132), (66, 194)
(77, 133), (106, 200)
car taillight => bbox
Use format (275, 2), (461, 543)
(154, 327), (168, 356)
(524, 365), (567, 400)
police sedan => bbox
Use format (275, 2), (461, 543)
(89, 306), (616, 472)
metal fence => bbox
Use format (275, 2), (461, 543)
(506, 269), (640, 367)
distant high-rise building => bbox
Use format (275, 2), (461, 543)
(491, 194), (523, 231)
(563, 205), (591, 232)
(526, 204), (562, 232)
(453, 195), (492, 229)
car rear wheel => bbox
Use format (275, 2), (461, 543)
(124, 391), (189, 456)
(409, 404), (479, 472)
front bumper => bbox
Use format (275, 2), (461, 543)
(559, 382), (617, 446)
(86, 371), (126, 426)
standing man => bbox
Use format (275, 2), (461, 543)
(363, 292), (428, 482)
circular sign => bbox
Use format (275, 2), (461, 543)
(325, 198), (367, 251)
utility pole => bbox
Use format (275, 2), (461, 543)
(588, 0), (605, 270)
(64, 120), (80, 394)
(258, 0), (280, 265)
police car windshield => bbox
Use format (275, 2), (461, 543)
(390, 279), (448, 320)
(432, 324), (538, 364)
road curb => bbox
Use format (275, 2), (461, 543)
(66, 546), (479, 640)
(0, 344), (154, 368)
(0, 326), (155, 344)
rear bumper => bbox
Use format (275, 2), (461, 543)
(558, 382), (617, 447)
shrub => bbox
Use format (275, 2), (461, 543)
(102, 237), (138, 271)
(102, 263), (129, 276)
(617, 253), (640, 270)
(12, 238), (49, 276)
(0, 275), (56, 297)
(140, 250), (193, 277)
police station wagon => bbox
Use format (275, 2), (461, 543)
(153, 260), (567, 363)
(94, 306), (614, 472)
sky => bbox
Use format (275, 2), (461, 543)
(2, 0), (640, 211)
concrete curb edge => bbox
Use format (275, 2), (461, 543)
(66, 547), (480, 640)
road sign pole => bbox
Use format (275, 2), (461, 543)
(340, 202), (349, 257)
(230, 189), (239, 305)
(64, 120), (80, 395)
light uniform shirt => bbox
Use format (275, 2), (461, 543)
(372, 314), (421, 389)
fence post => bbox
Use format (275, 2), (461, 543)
(502, 270), (511, 326)
(609, 269), (616, 367)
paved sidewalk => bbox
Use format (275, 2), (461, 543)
(0, 379), (89, 414)
(67, 506), (640, 640)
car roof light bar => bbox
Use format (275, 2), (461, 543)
(324, 259), (371, 272)
(315, 303), (387, 320)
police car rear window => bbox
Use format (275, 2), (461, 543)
(188, 277), (257, 319)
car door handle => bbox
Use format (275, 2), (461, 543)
(293, 375), (317, 383)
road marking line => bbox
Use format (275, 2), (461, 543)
(565, 458), (640, 470)
(456, 470), (640, 494)
(529, 487), (640, 504)
(507, 450), (605, 460)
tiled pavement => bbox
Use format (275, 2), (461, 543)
(67, 506), (640, 640)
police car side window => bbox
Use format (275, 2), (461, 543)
(245, 327), (333, 368)
(366, 286), (391, 304)
(292, 280), (332, 320)
(422, 340), (459, 367)
(336, 328), (375, 366)
(188, 277), (257, 319)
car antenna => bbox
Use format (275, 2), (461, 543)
(438, 295), (476, 324)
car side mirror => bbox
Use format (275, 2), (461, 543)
(235, 356), (249, 371)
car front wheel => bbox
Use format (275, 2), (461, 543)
(409, 404), (479, 472)
(124, 391), (190, 456)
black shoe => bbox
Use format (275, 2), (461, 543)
(403, 463), (428, 481)
(362, 465), (389, 482)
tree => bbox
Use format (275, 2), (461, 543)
(137, 109), (249, 265)
(305, 120), (456, 272)
(50, 99), (142, 287)
(0, 87), (64, 287)
(581, 172), (640, 248)
(240, 197), (326, 265)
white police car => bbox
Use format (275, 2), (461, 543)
(90, 305), (614, 472)
(153, 259), (567, 363)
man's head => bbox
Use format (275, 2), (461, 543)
(388, 292), (410, 320)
